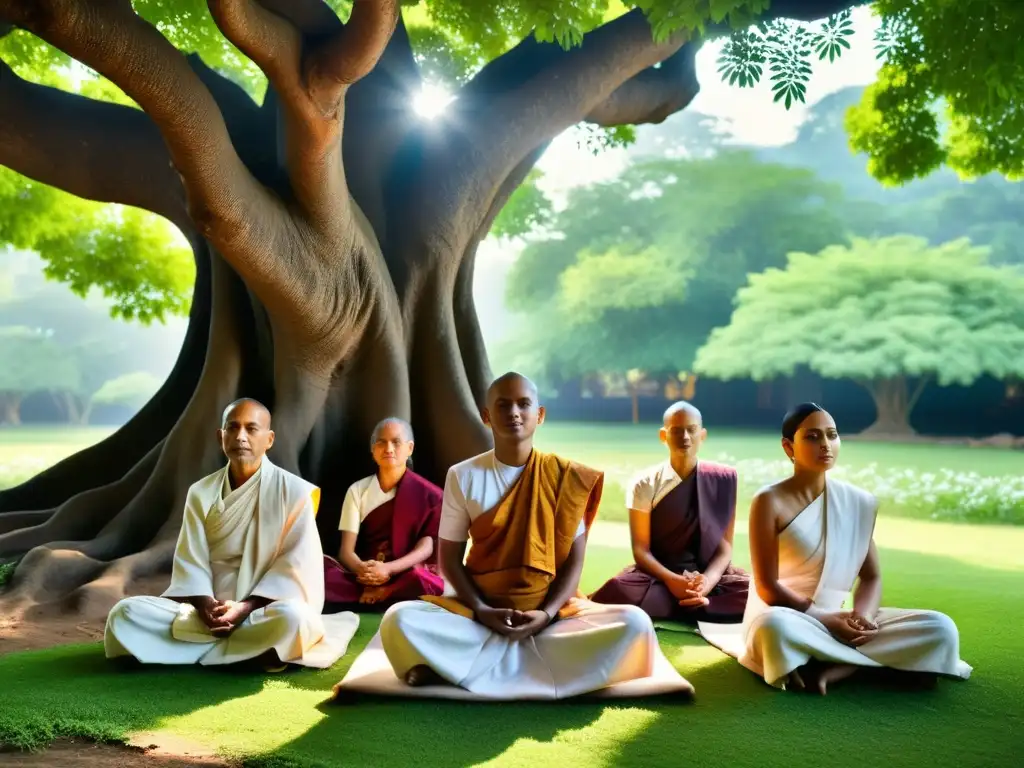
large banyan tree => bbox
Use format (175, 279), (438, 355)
(0, 0), (1020, 616)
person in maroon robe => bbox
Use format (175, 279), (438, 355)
(590, 402), (749, 623)
(323, 418), (445, 611)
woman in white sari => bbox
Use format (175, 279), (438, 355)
(703, 403), (971, 694)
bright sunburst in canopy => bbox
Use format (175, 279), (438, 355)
(413, 83), (455, 119)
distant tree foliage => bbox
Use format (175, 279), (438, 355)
(695, 235), (1024, 433)
(501, 151), (848, 380)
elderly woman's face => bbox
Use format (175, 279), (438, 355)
(371, 421), (413, 470)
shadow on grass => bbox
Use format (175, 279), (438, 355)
(253, 543), (1023, 768)
(0, 643), (269, 751)
(2, 543), (1020, 768)
(604, 544), (1024, 768)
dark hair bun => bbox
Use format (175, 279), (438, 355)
(781, 402), (824, 441)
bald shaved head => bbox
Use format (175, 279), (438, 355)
(660, 400), (706, 470)
(662, 400), (702, 427)
(483, 371), (544, 445)
(486, 371), (538, 404)
(218, 398), (275, 473)
(222, 397), (271, 428)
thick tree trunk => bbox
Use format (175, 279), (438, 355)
(58, 391), (86, 425)
(1, 393), (22, 425)
(859, 376), (921, 437)
(0, 0), (857, 620)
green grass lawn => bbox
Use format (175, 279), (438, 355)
(0, 426), (114, 490)
(2, 423), (1022, 766)
(2, 531), (1022, 768)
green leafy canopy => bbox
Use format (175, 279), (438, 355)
(500, 151), (850, 380)
(694, 235), (1024, 386)
(2, 1), (1022, 318)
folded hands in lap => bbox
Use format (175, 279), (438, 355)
(356, 560), (391, 586)
(668, 571), (710, 608)
(821, 611), (878, 647)
(191, 596), (256, 637)
(476, 606), (552, 641)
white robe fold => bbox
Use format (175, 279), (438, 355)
(369, 599), (690, 700)
(105, 459), (358, 668)
(699, 479), (972, 688)
(333, 450), (692, 701)
(335, 602), (691, 701)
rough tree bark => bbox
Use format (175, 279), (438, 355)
(0, 0), (857, 619)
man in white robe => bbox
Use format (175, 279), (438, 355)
(336, 373), (692, 701)
(105, 398), (358, 669)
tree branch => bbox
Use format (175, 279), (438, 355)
(207, 0), (333, 225)
(209, 0), (397, 230)
(584, 42), (700, 126)
(431, 9), (686, 234)
(466, 9), (686, 158)
(0, 58), (187, 229)
(186, 54), (278, 187)
(207, 1), (303, 100)
(0, 0), (288, 277)
(257, 0), (341, 37)
(432, 0), (861, 251)
(306, 0), (400, 104)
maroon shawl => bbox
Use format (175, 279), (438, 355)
(694, 461), (738, 569)
(391, 469), (443, 564)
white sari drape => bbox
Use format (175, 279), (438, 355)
(105, 459), (358, 668)
(699, 479), (972, 688)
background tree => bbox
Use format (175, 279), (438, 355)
(0, 159), (193, 323)
(0, 327), (79, 424)
(0, 0), (1020, 613)
(716, 0), (1024, 183)
(0, 251), (185, 424)
(501, 151), (847, 388)
(759, 87), (1024, 267)
(91, 373), (165, 417)
(694, 236), (1024, 435)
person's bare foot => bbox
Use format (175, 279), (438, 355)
(404, 664), (449, 687)
(360, 584), (396, 605)
(788, 665), (809, 691)
(815, 663), (858, 695)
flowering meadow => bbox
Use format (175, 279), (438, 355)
(596, 457), (1023, 525)
(1, 425), (1021, 526)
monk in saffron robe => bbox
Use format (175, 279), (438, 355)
(104, 399), (358, 670)
(365, 372), (693, 700)
(323, 417), (444, 610)
(700, 404), (972, 694)
(591, 402), (748, 623)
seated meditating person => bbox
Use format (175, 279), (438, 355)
(700, 403), (972, 694)
(323, 417), (444, 611)
(591, 401), (748, 623)
(104, 398), (358, 671)
(376, 372), (692, 699)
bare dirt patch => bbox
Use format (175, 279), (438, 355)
(0, 575), (168, 654)
(0, 739), (230, 767)
(1, 577), (232, 767)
